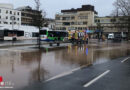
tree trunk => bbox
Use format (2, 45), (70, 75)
(38, 28), (41, 49)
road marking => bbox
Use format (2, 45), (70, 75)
(45, 67), (82, 82)
(0, 49), (23, 52)
(45, 71), (72, 82)
(121, 57), (130, 63)
(83, 70), (110, 88)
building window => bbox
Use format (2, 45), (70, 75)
(17, 12), (19, 15)
(71, 16), (75, 20)
(83, 22), (87, 25)
(63, 22), (70, 26)
(111, 19), (116, 22)
(4, 22), (8, 24)
(10, 16), (15, 20)
(10, 22), (12, 24)
(95, 19), (97, 23)
(78, 27), (83, 30)
(0, 9), (1, 13)
(62, 17), (71, 20)
(71, 22), (75, 25)
(0, 21), (1, 24)
(78, 16), (88, 19)
(17, 18), (19, 21)
(6, 16), (8, 19)
(0, 16), (1, 19)
(78, 22), (83, 25)
(96, 19), (100, 23)
(10, 11), (12, 14)
(6, 10), (8, 14)
(56, 22), (62, 25)
(14, 12), (16, 15)
(56, 17), (60, 20)
(14, 17), (16, 20)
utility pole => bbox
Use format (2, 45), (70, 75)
(11, 16), (15, 44)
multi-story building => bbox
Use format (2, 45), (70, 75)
(0, 3), (21, 27)
(55, 5), (97, 31)
(44, 18), (55, 30)
(94, 16), (128, 35)
(17, 6), (41, 26)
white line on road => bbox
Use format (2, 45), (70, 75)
(121, 57), (130, 63)
(83, 70), (110, 88)
(0, 49), (23, 52)
(45, 71), (72, 82)
(45, 67), (82, 82)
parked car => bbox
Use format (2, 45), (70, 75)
(108, 33), (114, 40)
(113, 34), (122, 42)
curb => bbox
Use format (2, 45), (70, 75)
(0, 42), (70, 48)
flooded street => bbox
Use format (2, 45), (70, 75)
(0, 42), (130, 89)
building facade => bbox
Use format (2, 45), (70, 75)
(44, 18), (55, 30)
(94, 16), (128, 34)
(55, 5), (97, 31)
(17, 6), (41, 26)
(0, 3), (21, 27)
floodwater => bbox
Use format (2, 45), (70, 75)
(0, 42), (130, 89)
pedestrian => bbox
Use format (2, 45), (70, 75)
(84, 33), (89, 44)
(74, 31), (78, 43)
(72, 33), (75, 44)
(68, 30), (72, 42)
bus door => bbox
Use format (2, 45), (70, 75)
(40, 30), (47, 41)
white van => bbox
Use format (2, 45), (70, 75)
(108, 33), (114, 40)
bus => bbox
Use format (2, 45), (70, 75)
(40, 30), (68, 41)
(0, 29), (24, 41)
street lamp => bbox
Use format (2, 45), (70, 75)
(10, 16), (16, 43)
(10, 16), (15, 30)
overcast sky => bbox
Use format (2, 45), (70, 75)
(0, 0), (115, 18)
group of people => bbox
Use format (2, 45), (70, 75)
(68, 30), (89, 44)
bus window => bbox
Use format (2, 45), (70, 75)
(17, 31), (24, 36)
(32, 32), (39, 37)
(40, 30), (46, 35)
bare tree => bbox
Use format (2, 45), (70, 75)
(113, 0), (130, 16)
(112, 0), (130, 40)
(33, 0), (46, 48)
(34, 0), (41, 11)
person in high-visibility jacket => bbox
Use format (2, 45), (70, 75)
(74, 31), (78, 42)
(68, 30), (72, 40)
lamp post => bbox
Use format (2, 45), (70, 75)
(11, 16), (15, 30)
(10, 16), (15, 44)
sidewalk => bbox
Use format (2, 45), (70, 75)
(0, 40), (69, 48)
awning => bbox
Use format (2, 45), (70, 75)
(95, 30), (102, 33)
(86, 30), (94, 33)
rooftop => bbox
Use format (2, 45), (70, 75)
(61, 5), (98, 14)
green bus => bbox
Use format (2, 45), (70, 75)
(40, 30), (68, 41)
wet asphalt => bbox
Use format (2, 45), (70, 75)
(19, 57), (130, 90)
(0, 41), (130, 90)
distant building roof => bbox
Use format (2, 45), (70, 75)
(16, 6), (32, 10)
(61, 5), (98, 14)
(0, 3), (13, 9)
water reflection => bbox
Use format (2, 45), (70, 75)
(0, 43), (130, 89)
(25, 51), (48, 83)
(55, 44), (93, 66)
